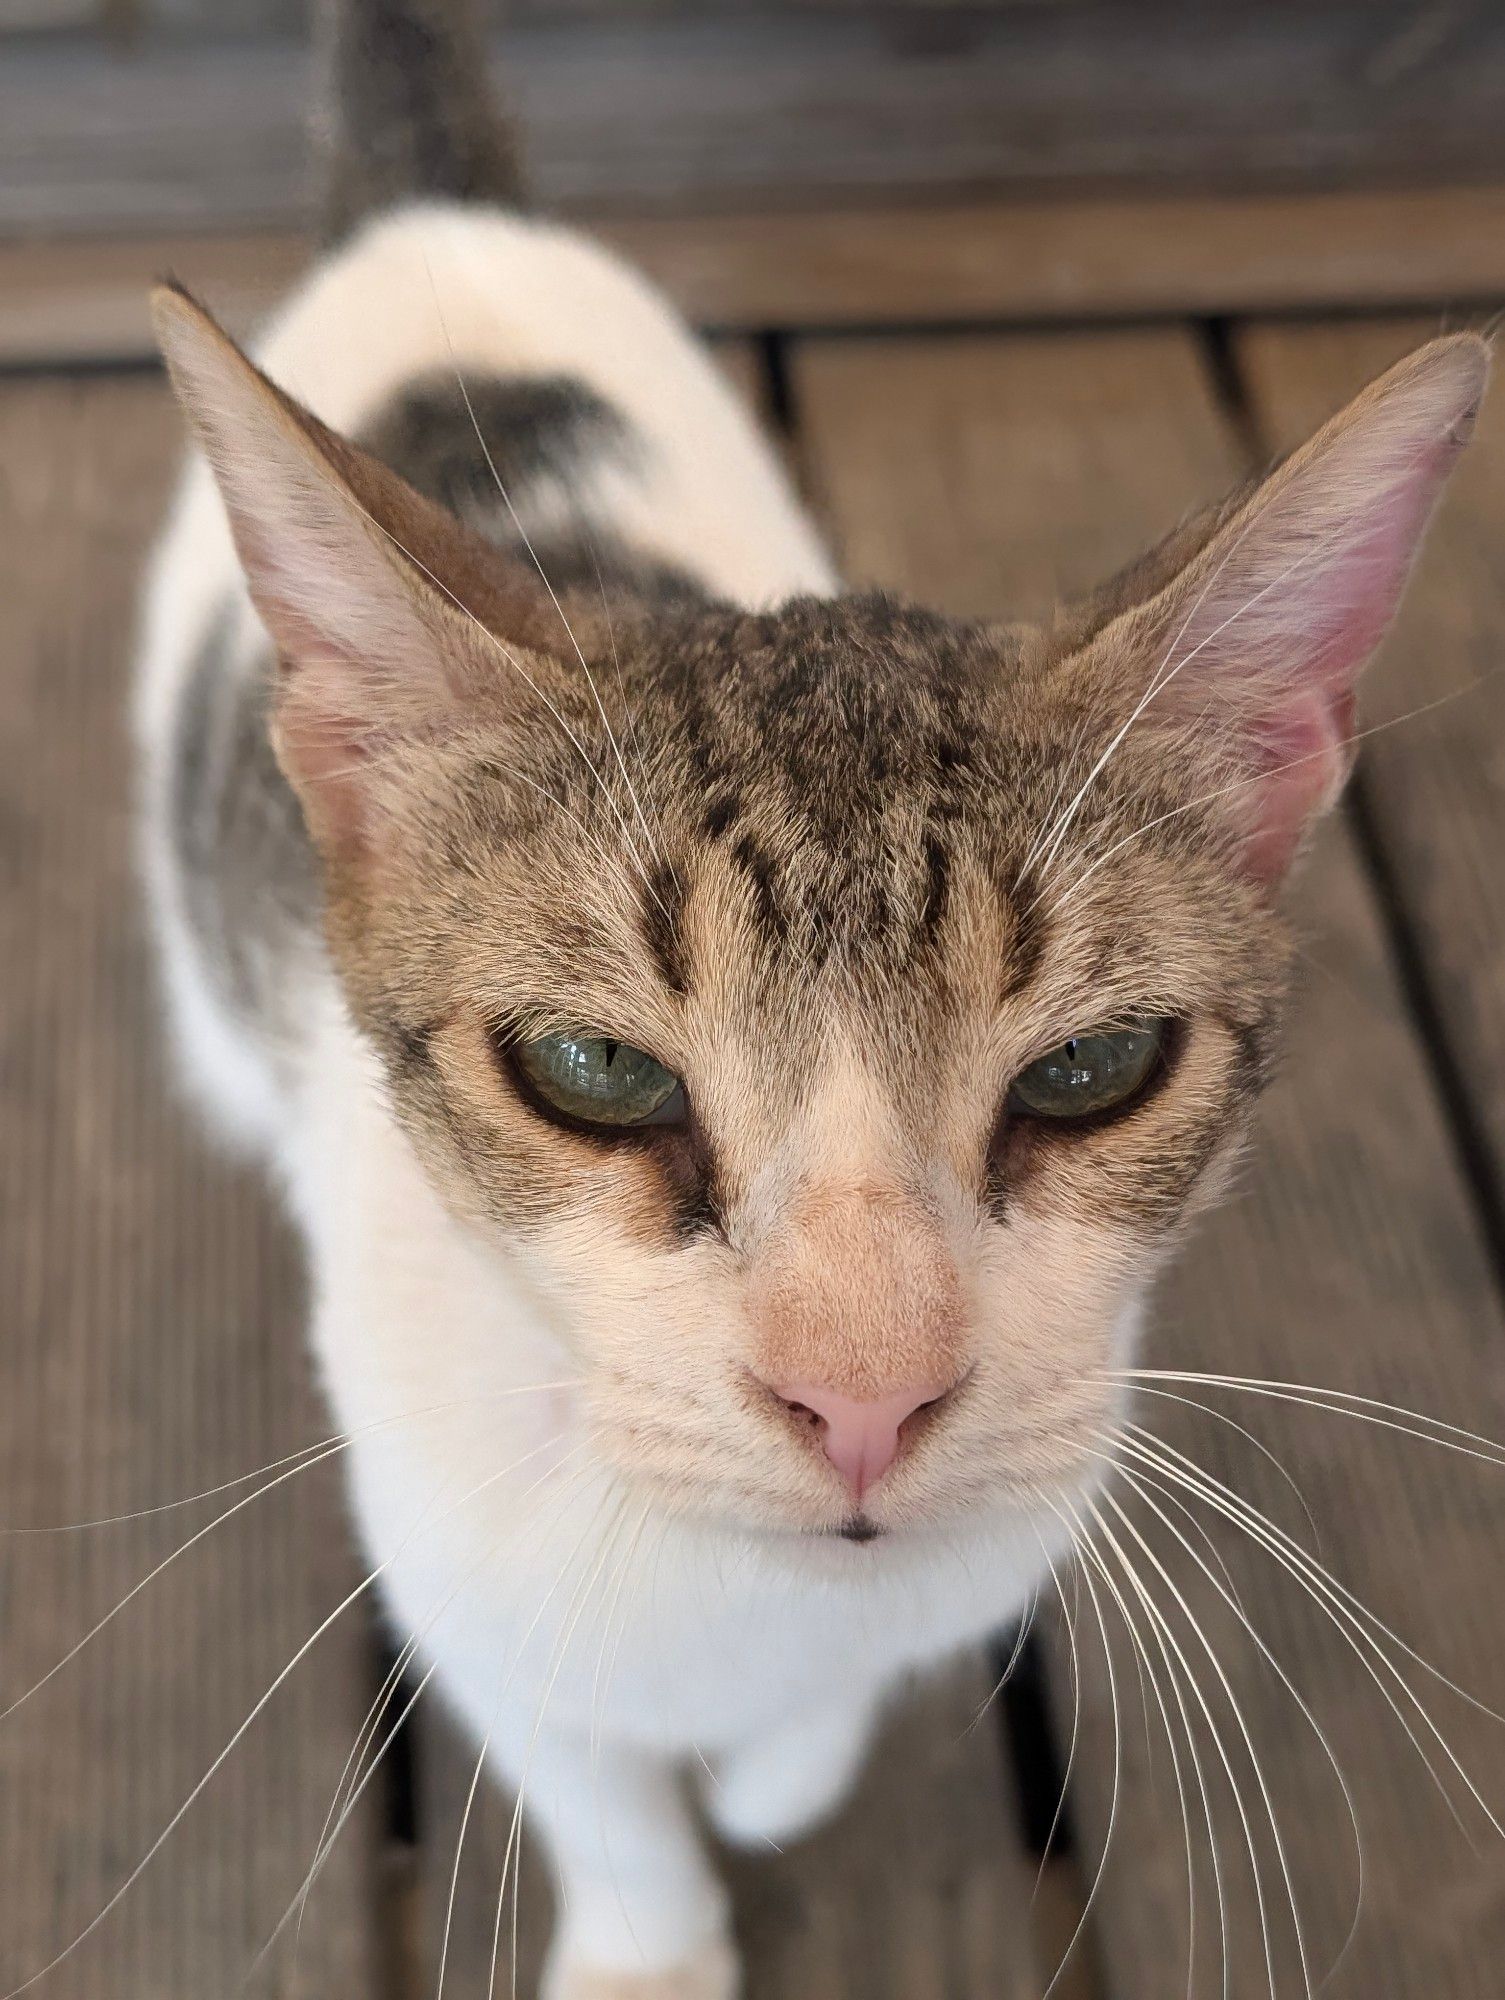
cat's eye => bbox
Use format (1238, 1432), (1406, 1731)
(1008, 1019), (1170, 1124)
(509, 1030), (686, 1131)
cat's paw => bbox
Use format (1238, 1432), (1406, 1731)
(703, 1699), (875, 1849)
(703, 1745), (845, 1849)
(541, 1935), (740, 2000)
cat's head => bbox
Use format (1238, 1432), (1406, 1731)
(154, 288), (1485, 1550)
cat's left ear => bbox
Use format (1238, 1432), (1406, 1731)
(1085, 333), (1488, 883)
(151, 283), (549, 863)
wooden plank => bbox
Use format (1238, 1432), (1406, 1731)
(1237, 316), (1505, 1245)
(0, 376), (385, 1994)
(0, 231), (310, 369)
(128, 0), (1094, 27)
(604, 183), (1505, 334)
(141, 0), (300, 32)
(794, 326), (1239, 620)
(9, 182), (1505, 372)
(5, 11), (1505, 243)
(0, 0), (97, 28)
(791, 324), (1505, 1994)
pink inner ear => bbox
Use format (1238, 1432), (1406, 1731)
(1240, 688), (1353, 883)
(273, 647), (382, 854)
(1280, 450), (1446, 694)
(1181, 430), (1460, 883)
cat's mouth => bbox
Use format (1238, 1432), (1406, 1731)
(837, 1515), (885, 1545)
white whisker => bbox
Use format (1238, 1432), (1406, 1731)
(1074, 1500), (1209, 2000)
(1030, 507), (1330, 884)
(441, 1480), (620, 2000)
(1087, 1489), (1285, 2000)
(0, 1382), (578, 1537)
(590, 1499), (655, 1774)
(966, 1590), (1039, 1736)
(1113, 1367), (1505, 1475)
(1105, 1461), (1367, 1985)
(280, 1443), (593, 1980)
(1036, 1496), (1123, 2000)
(3, 1434), (591, 1999)
(1123, 1413), (1505, 1732)
(488, 1494), (632, 2000)
(1111, 1424), (1500, 1836)
(1111, 1381), (1322, 1551)
(1028, 1533), (1085, 1897)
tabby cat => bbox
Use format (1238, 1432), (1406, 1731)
(137, 2), (1487, 1991)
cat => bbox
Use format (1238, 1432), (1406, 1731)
(136, 1), (1487, 1993)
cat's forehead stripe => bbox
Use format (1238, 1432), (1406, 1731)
(639, 858), (689, 998)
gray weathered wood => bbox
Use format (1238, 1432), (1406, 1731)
(0, 376), (385, 1996)
(132, 0), (1085, 30)
(9, 186), (1505, 370)
(5, 10), (1505, 241)
(793, 326), (1238, 621)
(791, 323), (1505, 1995)
(0, 0), (97, 28)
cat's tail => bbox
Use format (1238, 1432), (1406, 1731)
(314, 0), (528, 242)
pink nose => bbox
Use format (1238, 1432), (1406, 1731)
(772, 1380), (952, 1502)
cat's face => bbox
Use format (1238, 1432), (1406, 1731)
(333, 595), (1283, 1541)
(152, 288), (1485, 1549)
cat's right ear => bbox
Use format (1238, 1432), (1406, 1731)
(151, 283), (511, 861)
(1066, 332), (1486, 886)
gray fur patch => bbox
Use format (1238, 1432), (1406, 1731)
(356, 369), (705, 602)
(171, 607), (321, 1043)
(319, 0), (527, 241)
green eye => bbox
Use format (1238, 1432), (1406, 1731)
(1008, 1019), (1169, 1123)
(510, 1030), (685, 1131)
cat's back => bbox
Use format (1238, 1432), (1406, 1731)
(137, 200), (833, 1155)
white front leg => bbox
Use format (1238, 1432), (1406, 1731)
(501, 1726), (737, 2000)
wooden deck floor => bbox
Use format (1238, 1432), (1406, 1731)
(3, 254), (1505, 1998)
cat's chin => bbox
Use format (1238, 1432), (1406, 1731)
(593, 1441), (1090, 1578)
(649, 1482), (1048, 1574)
